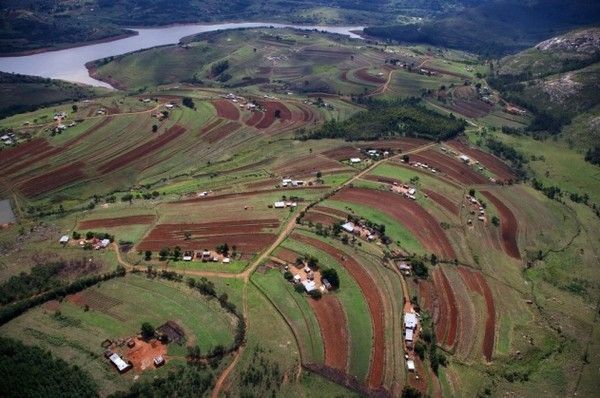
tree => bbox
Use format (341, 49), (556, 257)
(430, 253), (438, 265)
(274, 109), (281, 118)
(141, 322), (155, 339)
(152, 124), (158, 133)
(182, 97), (194, 109)
(411, 258), (429, 279)
(72, 231), (81, 240)
(184, 231), (192, 240)
(321, 268), (339, 289)
(159, 247), (170, 261)
(144, 250), (152, 261)
(216, 243), (229, 256)
(71, 104), (78, 112)
(402, 386), (422, 398)
(469, 188), (476, 197)
(491, 215), (500, 226)
(308, 289), (322, 300)
(283, 271), (293, 281)
(316, 171), (322, 178)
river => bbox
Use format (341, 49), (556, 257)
(0, 22), (363, 88)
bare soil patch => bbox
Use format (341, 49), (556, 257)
(448, 139), (515, 183)
(19, 161), (86, 198)
(480, 191), (520, 259)
(78, 215), (155, 229)
(308, 295), (349, 371)
(211, 100), (240, 121)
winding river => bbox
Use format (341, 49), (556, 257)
(0, 22), (363, 88)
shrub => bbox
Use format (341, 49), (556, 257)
(141, 322), (155, 339)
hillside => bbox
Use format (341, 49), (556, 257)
(0, 0), (477, 54)
(488, 28), (600, 144)
(364, 0), (600, 56)
(0, 72), (104, 119)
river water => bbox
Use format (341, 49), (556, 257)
(0, 22), (363, 88)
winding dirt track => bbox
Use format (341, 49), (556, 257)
(291, 233), (385, 389)
(480, 191), (520, 259)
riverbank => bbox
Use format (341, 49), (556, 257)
(0, 30), (138, 58)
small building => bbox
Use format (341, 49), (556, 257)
(293, 274), (302, 283)
(165, 103), (174, 109)
(322, 278), (332, 290)
(154, 356), (165, 367)
(404, 312), (418, 329)
(405, 328), (414, 342)
(126, 339), (135, 348)
(222, 257), (231, 264)
(100, 239), (110, 248)
(341, 222), (355, 233)
(350, 157), (361, 163)
(59, 235), (70, 245)
(301, 280), (316, 292)
(109, 353), (131, 373)
(406, 360), (415, 372)
(274, 201), (286, 208)
(459, 154), (470, 163)
(407, 188), (416, 196)
(183, 252), (193, 261)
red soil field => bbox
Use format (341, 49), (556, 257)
(126, 339), (168, 371)
(447, 99), (493, 118)
(18, 161), (85, 198)
(203, 121), (241, 144)
(255, 101), (292, 129)
(245, 110), (264, 127)
(322, 146), (360, 161)
(312, 206), (349, 219)
(137, 219), (279, 253)
(292, 234), (385, 389)
(411, 149), (489, 186)
(308, 295), (349, 371)
(474, 272), (496, 361)
(0, 138), (52, 168)
(275, 155), (349, 177)
(436, 269), (458, 348)
(448, 139), (515, 182)
(354, 68), (385, 84)
(480, 191), (520, 259)
(199, 119), (223, 135)
(458, 267), (496, 361)
(429, 273), (449, 345)
(303, 211), (340, 226)
(211, 100), (240, 121)
(333, 188), (456, 258)
(78, 215), (155, 229)
(98, 125), (187, 174)
(423, 189), (459, 216)
(273, 247), (302, 264)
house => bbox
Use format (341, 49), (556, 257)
(292, 180), (304, 187)
(165, 103), (174, 109)
(222, 257), (231, 264)
(322, 278), (332, 290)
(350, 157), (361, 163)
(303, 265), (311, 273)
(293, 274), (302, 283)
(182, 252), (193, 261)
(459, 154), (471, 163)
(405, 328), (414, 342)
(126, 339), (135, 348)
(274, 201), (286, 208)
(406, 360), (415, 372)
(341, 222), (355, 233)
(399, 262), (411, 271)
(301, 280), (316, 292)
(59, 235), (70, 245)
(407, 188), (416, 196)
(100, 239), (110, 248)
(154, 356), (165, 367)
(109, 353), (131, 373)
(404, 312), (418, 329)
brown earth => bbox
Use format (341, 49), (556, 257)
(18, 161), (86, 198)
(411, 149), (489, 186)
(422, 189), (459, 216)
(292, 234), (385, 389)
(78, 215), (155, 229)
(308, 295), (349, 371)
(125, 338), (168, 371)
(448, 139), (515, 182)
(480, 191), (520, 259)
(211, 100), (240, 121)
(333, 188), (456, 258)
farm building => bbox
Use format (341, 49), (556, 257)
(109, 353), (131, 373)
(183, 252), (193, 261)
(459, 154), (471, 163)
(293, 274), (301, 283)
(405, 328), (414, 342)
(406, 360), (416, 371)
(274, 201), (286, 208)
(322, 278), (332, 290)
(100, 239), (110, 248)
(59, 235), (70, 244)
(342, 222), (355, 233)
(222, 257), (231, 263)
(154, 356), (165, 367)
(404, 312), (417, 329)
(350, 157), (361, 163)
(302, 280), (316, 292)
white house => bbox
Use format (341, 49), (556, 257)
(274, 201), (286, 208)
(404, 312), (418, 329)
(459, 154), (471, 163)
(350, 157), (361, 163)
(301, 280), (316, 292)
(405, 328), (414, 342)
(406, 360), (415, 372)
(59, 235), (70, 244)
(109, 353), (131, 373)
(341, 222), (355, 233)
(100, 239), (110, 248)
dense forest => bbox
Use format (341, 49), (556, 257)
(0, 337), (98, 398)
(299, 98), (465, 141)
